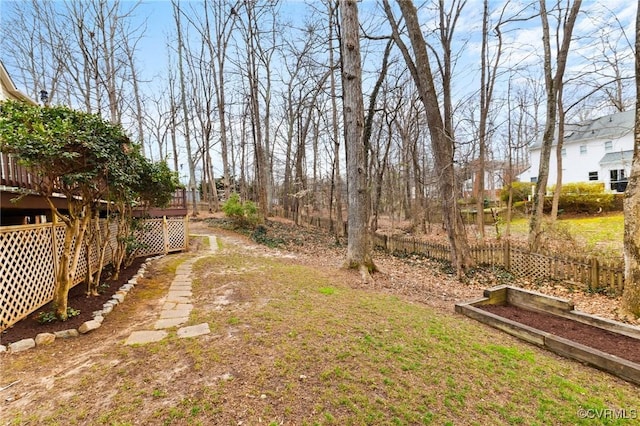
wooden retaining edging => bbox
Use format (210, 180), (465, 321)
(455, 285), (640, 386)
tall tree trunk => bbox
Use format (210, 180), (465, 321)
(550, 95), (565, 220)
(173, 0), (198, 217)
(329, 0), (344, 235)
(385, 0), (472, 277)
(168, 67), (180, 173)
(340, 0), (375, 279)
(621, 3), (640, 317)
(529, 0), (581, 251)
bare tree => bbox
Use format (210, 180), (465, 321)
(327, 0), (345, 235)
(501, 79), (541, 239)
(474, 0), (508, 238)
(173, 0), (199, 216)
(200, 0), (239, 202)
(2, 0), (145, 129)
(528, 0), (582, 251)
(340, 0), (376, 279)
(384, 0), (472, 277)
(621, 3), (640, 317)
(231, 0), (280, 218)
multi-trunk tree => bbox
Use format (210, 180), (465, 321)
(0, 100), (177, 319)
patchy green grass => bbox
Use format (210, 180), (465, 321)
(560, 214), (623, 248)
(501, 213), (623, 256)
(2, 236), (638, 425)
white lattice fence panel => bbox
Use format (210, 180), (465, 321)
(167, 218), (187, 252)
(134, 219), (165, 257)
(103, 221), (119, 265)
(97, 220), (116, 266)
(0, 225), (57, 331)
(1, 218), (186, 331)
(53, 224), (66, 261)
(73, 234), (88, 285)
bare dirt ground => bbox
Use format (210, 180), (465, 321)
(1, 216), (638, 424)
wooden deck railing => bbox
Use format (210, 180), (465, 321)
(0, 152), (35, 189)
(1, 152), (187, 210)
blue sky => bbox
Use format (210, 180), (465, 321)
(1, 0), (637, 181)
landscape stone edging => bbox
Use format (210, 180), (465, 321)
(0, 255), (164, 355)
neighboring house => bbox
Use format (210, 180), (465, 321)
(0, 61), (36, 105)
(518, 110), (634, 193)
(462, 159), (524, 201)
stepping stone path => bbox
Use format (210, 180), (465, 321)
(124, 235), (217, 346)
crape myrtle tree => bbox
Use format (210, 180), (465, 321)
(0, 100), (175, 320)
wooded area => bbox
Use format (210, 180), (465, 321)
(1, 0), (638, 314)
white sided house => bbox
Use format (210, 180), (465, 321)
(0, 61), (37, 105)
(519, 110), (634, 193)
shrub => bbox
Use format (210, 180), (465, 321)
(551, 182), (604, 194)
(500, 181), (533, 203)
(547, 182), (615, 213)
(222, 193), (260, 228)
(37, 307), (80, 324)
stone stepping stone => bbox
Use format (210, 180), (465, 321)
(124, 237), (218, 345)
(166, 296), (190, 304)
(154, 318), (188, 329)
(169, 285), (192, 292)
(173, 303), (194, 310)
(177, 323), (210, 339)
(159, 309), (191, 319)
(168, 290), (192, 297)
(173, 275), (191, 281)
(125, 330), (167, 345)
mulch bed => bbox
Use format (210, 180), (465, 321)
(0, 257), (145, 346)
(480, 304), (640, 364)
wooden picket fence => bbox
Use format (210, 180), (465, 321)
(0, 217), (188, 332)
(300, 215), (625, 296)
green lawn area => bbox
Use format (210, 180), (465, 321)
(3, 234), (637, 425)
(500, 213), (624, 256)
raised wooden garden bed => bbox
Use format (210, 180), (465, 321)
(455, 285), (640, 386)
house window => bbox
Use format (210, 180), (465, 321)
(604, 141), (613, 152)
(561, 148), (567, 157)
(580, 145), (587, 155)
(610, 169), (627, 192)
(588, 171), (598, 181)
(530, 177), (537, 183)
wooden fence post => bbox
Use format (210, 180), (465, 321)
(503, 240), (511, 270)
(184, 216), (190, 251)
(163, 216), (169, 254)
(590, 257), (599, 291)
